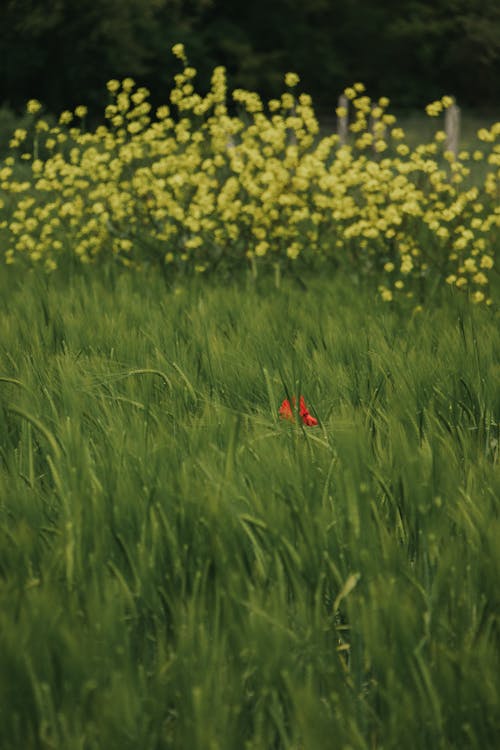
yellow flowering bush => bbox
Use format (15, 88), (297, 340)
(1, 46), (499, 303)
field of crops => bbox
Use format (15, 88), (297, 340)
(1, 46), (500, 749)
(0, 267), (499, 749)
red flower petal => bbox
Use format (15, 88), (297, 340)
(301, 412), (318, 426)
(279, 398), (295, 421)
(279, 396), (317, 426)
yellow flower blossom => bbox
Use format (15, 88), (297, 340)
(473, 272), (488, 286)
(285, 72), (300, 88)
(379, 287), (393, 302)
(480, 255), (494, 269)
(477, 128), (494, 143)
(122, 78), (135, 92)
(463, 258), (477, 273)
(26, 99), (42, 114)
(172, 43), (186, 60)
(401, 255), (413, 274)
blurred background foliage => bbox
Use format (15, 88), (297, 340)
(0, 0), (499, 117)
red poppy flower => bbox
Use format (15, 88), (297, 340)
(279, 395), (318, 426)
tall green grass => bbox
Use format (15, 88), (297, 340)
(0, 269), (499, 749)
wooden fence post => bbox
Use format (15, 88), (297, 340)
(337, 94), (348, 146)
(445, 100), (460, 157)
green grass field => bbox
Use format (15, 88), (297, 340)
(0, 268), (499, 749)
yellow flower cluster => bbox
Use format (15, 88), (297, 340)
(1, 48), (498, 304)
(425, 95), (455, 117)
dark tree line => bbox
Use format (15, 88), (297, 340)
(1, 0), (499, 115)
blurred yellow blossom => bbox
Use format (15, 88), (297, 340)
(26, 99), (42, 114)
(285, 72), (300, 88)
